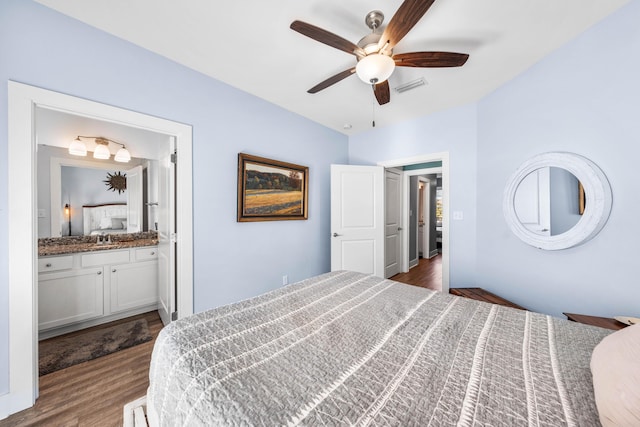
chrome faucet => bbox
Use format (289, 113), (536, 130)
(97, 233), (111, 245)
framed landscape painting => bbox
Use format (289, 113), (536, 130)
(237, 153), (309, 222)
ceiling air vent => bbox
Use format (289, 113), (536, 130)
(394, 78), (426, 94)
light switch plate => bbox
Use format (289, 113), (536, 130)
(453, 211), (464, 220)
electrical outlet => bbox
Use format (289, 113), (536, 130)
(282, 275), (288, 285)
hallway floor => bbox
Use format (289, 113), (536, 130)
(390, 254), (442, 291)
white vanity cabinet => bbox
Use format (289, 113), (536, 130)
(38, 266), (104, 330)
(110, 248), (158, 313)
(38, 246), (159, 339)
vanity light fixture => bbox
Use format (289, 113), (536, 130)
(69, 136), (131, 163)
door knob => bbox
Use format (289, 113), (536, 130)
(398, 227), (403, 231)
(333, 233), (341, 237)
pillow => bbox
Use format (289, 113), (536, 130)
(111, 217), (126, 229)
(591, 323), (640, 427)
(99, 217), (112, 230)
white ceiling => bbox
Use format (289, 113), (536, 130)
(35, 0), (629, 135)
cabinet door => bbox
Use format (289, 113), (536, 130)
(38, 267), (104, 331)
(110, 260), (158, 314)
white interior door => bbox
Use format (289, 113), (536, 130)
(384, 169), (401, 278)
(514, 167), (551, 236)
(157, 139), (176, 325)
(126, 165), (143, 233)
(330, 165), (384, 277)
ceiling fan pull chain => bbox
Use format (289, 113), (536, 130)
(372, 88), (376, 127)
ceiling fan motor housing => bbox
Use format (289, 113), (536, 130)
(358, 33), (384, 55)
(365, 10), (384, 30)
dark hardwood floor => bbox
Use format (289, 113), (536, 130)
(391, 254), (442, 291)
(0, 311), (163, 427)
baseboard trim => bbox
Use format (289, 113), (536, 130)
(0, 392), (8, 420)
(429, 249), (439, 258)
(409, 258), (419, 269)
(0, 389), (34, 421)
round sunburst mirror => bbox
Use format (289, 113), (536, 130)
(104, 171), (127, 194)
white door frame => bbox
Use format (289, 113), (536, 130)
(5, 81), (194, 416)
(378, 152), (449, 292)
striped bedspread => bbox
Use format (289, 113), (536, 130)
(147, 271), (609, 426)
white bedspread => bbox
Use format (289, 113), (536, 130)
(147, 271), (609, 426)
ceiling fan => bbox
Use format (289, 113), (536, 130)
(290, 0), (469, 105)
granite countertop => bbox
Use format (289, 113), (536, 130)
(39, 231), (158, 257)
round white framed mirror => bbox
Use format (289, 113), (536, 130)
(503, 152), (612, 250)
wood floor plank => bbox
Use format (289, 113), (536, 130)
(0, 311), (162, 427)
(390, 255), (442, 290)
(449, 287), (526, 310)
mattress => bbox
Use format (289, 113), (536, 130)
(147, 271), (609, 426)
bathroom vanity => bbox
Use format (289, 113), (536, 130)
(38, 233), (159, 339)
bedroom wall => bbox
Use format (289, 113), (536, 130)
(348, 103), (478, 287)
(475, 0), (640, 318)
(0, 0), (348, 396)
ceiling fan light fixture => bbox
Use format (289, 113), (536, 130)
(356, 54), (395, 85)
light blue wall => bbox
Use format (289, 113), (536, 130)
(475, 1), (640, 318)
(349, 103), (479, 288)
(0, 0), (347, 395)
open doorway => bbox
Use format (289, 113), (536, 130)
(380, 153), (449, 293)
(7, 82), (193, 415)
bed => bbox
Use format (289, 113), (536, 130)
(82, 203), (128, 235)
(146, 271), (627, 426)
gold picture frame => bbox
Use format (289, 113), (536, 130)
(237, 153), (309, 222)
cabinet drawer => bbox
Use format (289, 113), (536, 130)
(81, 250), (129, 267)
(38, 256), (73, 273)
(135, 247), (158, 261)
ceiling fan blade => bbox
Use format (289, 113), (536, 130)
(308, 68), (356, 93)
(291, 21), (363, 56)
(379, 0), (436, 51)
(394, 51), (469, 67)
(374, 81), (391, 105)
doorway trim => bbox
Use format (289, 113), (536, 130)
(6, 81), (194, 415)
(378, 152), (449, 292)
